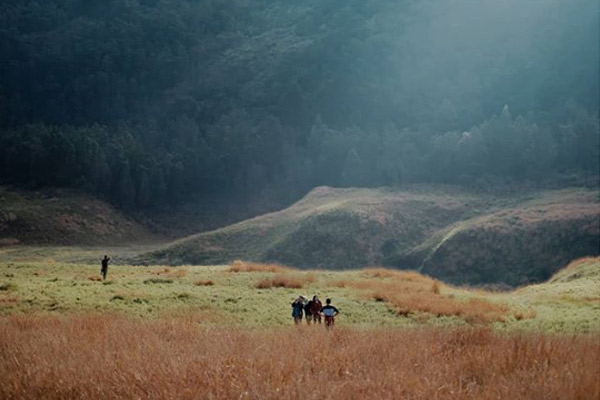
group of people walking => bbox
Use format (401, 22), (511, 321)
(101, 255), (341, 327)
(291, 295), (339, 327)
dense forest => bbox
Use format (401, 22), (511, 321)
(1, 0), (598, 209)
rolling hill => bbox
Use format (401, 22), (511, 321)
(0, 187), (158, 246)
(139, 185), (600, 285)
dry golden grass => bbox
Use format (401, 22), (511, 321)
(363, 267), (440, 282)
(363, 267), (402, 278)
(563, 256), (598, 269)
(229, 260), (291, 273)
(155, 267), (188, 278)
(382, 288), (507, 323)
(0, 314), (598, 400)
(549, 256), (600, 283)
(514, 309), (538, 321)
(255, 273), (316, 289)
(432, 281), (441, 295)
(331, 279), (349, 287)
(327, 270), (523, 324)
(345, 272), (516, 323)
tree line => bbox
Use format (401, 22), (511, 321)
(0, 0), (598, 209)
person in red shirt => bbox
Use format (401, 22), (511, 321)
(310, 295), (323, 324)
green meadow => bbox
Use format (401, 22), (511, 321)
(1, 246), (598, 333)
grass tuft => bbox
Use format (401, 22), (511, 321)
(194, 279), (215, 286)
(158, 268), (188, 278)
(229, 260), (290, 273)
(0, 282), (15, 291)
(514, 309), (537, 321)
(143, 278), (173, 284)
(255, 274), (314, 289)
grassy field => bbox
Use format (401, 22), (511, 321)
(1, 248), (598, 332)
(0, 248), (599, 399)
(1, 315), (598, 400)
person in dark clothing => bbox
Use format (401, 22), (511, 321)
(291, 296), (305, 324)
(310, 295), (323, 324)
(101, 255), (110, 281)
(320, 298), (339, 327)
(304, 299), (314, 324)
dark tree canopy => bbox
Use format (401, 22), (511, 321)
(1, 0), (598, 208)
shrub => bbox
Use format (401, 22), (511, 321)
(194, 280), (215, 286)
(0, 283), (14, 291)
(331, 280), (348, 288)
(255, 274), (309, 289)
(143, 278), (173, 284)
(363, 268), (400, 278)
(514, 309), (537, 320)
(164, 269), (188, 278)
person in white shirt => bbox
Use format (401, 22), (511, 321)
(320, 298), (339, 327)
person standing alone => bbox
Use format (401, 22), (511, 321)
(101, 255), (111, 281)
(321, 298), (339, 327)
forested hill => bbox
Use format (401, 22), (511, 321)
(1, 0), (598, 210)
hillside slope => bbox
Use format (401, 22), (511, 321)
(516, 257), (600, 301)
(420, 191), (600, 285)
(140, 186), (599, 285)
(498, 257), (600, 332)
(0, 187), (157, 245)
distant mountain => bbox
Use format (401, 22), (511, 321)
(138, 185), (599, 286)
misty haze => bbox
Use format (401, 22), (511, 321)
(0, 1), (599, 399)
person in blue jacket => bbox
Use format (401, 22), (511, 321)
(291, 295), (305, 324)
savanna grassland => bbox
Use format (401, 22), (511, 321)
(2, 316), (598, 400)
(0, 248), (599, 399)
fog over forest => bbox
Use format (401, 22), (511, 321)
(1, 0), (598, 209)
